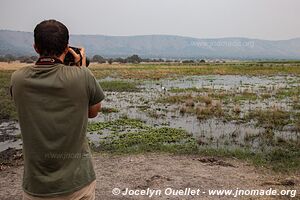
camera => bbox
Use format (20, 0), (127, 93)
(64, 46), (90, 67)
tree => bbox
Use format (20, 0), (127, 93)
(16, 56), (36, 63)
(4, 54), (16, 62)
(182, 60), (194, 64)
(92, 55), (105, 63)
(114, 57), (126, 63)
(126, 54), (141, 63)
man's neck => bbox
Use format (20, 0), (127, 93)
(38, 54), (65, 62)
(36, 56), (63, 65)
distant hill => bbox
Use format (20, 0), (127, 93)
(1, 30), (300, 59)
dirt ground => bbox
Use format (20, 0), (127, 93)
(0, 153), (299, 200)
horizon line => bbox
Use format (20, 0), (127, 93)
(1, 29), (299, 42)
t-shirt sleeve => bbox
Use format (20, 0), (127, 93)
(85, 68), (105, 106)
(9, 72), (16, 98)
(9, 80), (13, 98)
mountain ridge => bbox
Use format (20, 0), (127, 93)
(1, 30), (300, 59)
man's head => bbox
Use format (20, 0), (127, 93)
(34, 20), (69, 57)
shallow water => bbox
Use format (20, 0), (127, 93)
(2, 75), (300, 153)
(0, 121), (22, 151)
(142, 75), (299, 91)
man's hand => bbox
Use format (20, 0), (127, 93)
(68, 47), (86, 67)
(88, 103), (101, 118)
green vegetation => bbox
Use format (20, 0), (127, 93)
(0, 71), (16, 120)
(88, 118), (197, 153)
(88, 117), (149, 132)
(1, 62), (300, 173)
(91, 54), (142, 64)
(88, 117), (300, 172)
(170, 87), (211, 93)
(99, 80), (140, 92)
(101, 107), (119, 114)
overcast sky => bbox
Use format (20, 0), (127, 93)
(0, 0), (299, 40)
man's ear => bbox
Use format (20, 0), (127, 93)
(33, 44), (39, 54)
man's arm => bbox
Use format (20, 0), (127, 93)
(85, 67), (105, 118)
(72, 47), (105, 118)
(88, 103), (101, 118)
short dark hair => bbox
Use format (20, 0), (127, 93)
(34, 19), (69, 57)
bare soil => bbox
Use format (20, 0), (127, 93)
(0, 153), (298, 200)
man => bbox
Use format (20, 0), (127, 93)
(10, 19), (105, 200)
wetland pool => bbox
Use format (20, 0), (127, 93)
(1, 75), (300, 153)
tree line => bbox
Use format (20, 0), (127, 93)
(0, 54), (206, 64)
(92, 54), (205, 64)
(0, 54), (38, 63)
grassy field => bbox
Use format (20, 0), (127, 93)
(88, 62), (300, 79)
(1, 62), (300, 172)
(0, 70), (16, 121)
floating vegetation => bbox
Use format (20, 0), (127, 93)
(88, 118), (198, 153)
(101, 107), (119, 114)
(88, 117), (149, 132)
(87, 117), (300, 172)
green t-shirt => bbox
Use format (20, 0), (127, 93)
(10, 64), (105, 197)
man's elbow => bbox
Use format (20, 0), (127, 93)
(88, 112), (98, 118)
(88, 103), (101, 118)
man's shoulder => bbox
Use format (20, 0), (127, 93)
(13, 65), (33, 73)
(58, 65), (92, 84)
(11, 65), (33, 80)
(61, 65), (94, 79)
(59, 64), (90, 74)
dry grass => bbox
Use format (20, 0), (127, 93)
(0, 62), (31, 70)
(2, 62), (300, 79)
(195, 103), (224, 120)
(245, 108), (290, 130)
(89, 63), (300, 79)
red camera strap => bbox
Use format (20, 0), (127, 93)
(36, 57), (63, 65)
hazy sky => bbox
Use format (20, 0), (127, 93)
(0, 0), (300, 40)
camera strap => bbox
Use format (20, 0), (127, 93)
(36, 57), (63, 65)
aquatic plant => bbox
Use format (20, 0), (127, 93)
(245, 109), (290, 130)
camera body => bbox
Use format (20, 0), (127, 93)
(64, 46), (90, 67)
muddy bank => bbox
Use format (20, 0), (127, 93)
(0, 153), (298, 200)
